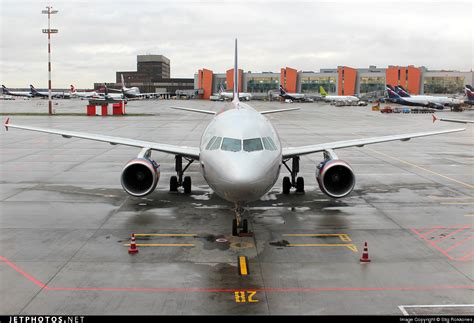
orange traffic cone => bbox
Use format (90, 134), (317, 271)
(360, 242), (371, 263)
(128, 233), (139, 254)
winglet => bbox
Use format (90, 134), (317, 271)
(4, 117), (10, 131)
(432, 114), (438, 123)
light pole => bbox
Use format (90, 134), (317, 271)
(42, 6), (58, 115)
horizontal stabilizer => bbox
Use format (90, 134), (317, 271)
(170, 106), (216, 115)
(260, 107), (300, 115)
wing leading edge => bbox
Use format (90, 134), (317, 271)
(4, 119), (200, 160)
(282, 128), (465, 158)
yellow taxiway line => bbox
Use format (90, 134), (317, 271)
(133, 233), (197, 237)
(283, 233), (352, 242)
(366, 148), (474, 190)
(124, 243), (195, 247)
(239, 256), (248, 276)
(288, 244), (358, 252)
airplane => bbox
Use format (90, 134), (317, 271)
(385, 85), (441, 109)
(30, 85), (70, 99)
(319, 86), (359, 103)
(215, 85), (252, 101)
(88, 84), (125, 105)
(432, 114), (474, 124)
(1, 85), (33, 98)
(4, 39), (465, 236)
(279, 85), (313, 102)
(108, 74), (159, 99)
(464, 85), (474, 105)
(394, 85), (462, 107)
(69, 85), (98, 99)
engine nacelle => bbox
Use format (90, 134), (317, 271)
(316, 158), (355, 198)
(121, 158), (160, 197)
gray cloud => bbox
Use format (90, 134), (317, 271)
(1, 0), (472, 88)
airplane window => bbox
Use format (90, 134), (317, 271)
(221, 137), (241, 152)
(267, 137), (278, 150)
(262, 137), (271, 150)
(263, 137), (277, 150)
(210, 137), (222, 150)
(206, 136), (217, 150)
(243, 138), (263, 152)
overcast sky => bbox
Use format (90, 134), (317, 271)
(1, 0), (472, 88)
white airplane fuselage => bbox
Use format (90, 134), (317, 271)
(324, 95), (359, 102)
(199, 101), (281, 205)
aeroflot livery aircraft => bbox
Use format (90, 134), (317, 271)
(4, 40), (465, 236)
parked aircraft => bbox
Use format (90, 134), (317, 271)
(69, 85), (98, 99)
(386, 86), (442, 109)
(30, 85), (70, 99)
(279, 85), (313, 102)
(108, 75), (159, 99)
(215, 85), (252, 101)
(4, 40), (465, 236)
(394, 85), (462, 107)
(319, 86), (359, 103)
(465, 85), (474, 105)
(1, 85), (32, 98)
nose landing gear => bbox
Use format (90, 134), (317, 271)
(232, 206), (251, 236)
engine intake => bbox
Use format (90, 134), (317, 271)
(316, 159), (355, 198)
(121, 158), (160, 197)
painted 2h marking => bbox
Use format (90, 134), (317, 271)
(234, 291), (258, 303)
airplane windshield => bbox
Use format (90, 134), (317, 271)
(262, 137), (277, 151)
(221, 137), (241, 152)
(243, 138), (263, 152)
(206, 136), (217, 150)
(209, 137), (222, 150)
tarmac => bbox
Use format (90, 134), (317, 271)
(0, 98), (473, 315)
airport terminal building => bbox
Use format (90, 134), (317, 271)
(94, 55), (195, 96)
(195, 66), (474, 99)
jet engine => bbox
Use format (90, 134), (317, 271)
(316, 150), (355, 198)
(121, 152), (160, 197)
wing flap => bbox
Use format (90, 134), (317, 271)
(282, 128), (465, 158)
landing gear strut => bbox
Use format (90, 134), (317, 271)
(232, 206), (250, 236)
(282, 156), (305, 194)
(169, 155), (194, 194)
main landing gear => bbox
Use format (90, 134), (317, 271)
(232, 206), (251, 236)
(282, 156), (305, 194)
(169, 155), (194, 194)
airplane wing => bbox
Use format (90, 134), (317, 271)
(4, 118), (200, 160)
(170, 107), (216, 115)
(260, 107), (300, 115)
(432, 114), (474, 124)
(282, 128), (465, 158)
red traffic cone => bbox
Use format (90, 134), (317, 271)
(128, 233), (139, 254)
(360, 242), (371, 263)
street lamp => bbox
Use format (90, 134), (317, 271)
(42, 6), (58, 115)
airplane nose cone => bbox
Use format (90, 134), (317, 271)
(206, 155), (278, 203)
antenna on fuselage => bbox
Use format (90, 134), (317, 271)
(233, 38), (239, 103)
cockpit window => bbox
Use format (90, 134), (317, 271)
(209, 137), (222, 150)
(221, 137), (241, 152)
(206, 136), (217, 150)
(243, 138), (263, 152)
(262, 137), (277, 151)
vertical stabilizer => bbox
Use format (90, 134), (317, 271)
(233, 39), (239, 103)
(319, 86), (328, 97)
(121, 74), (126, 90)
